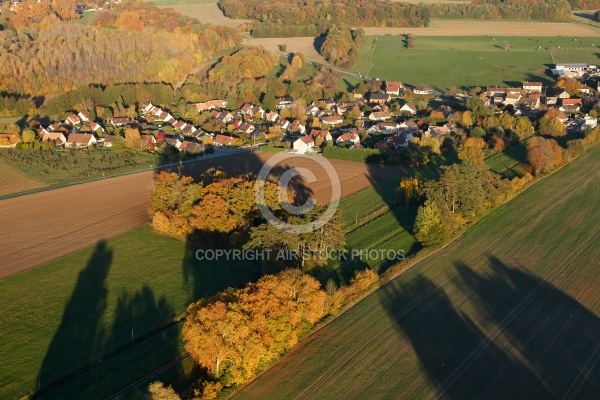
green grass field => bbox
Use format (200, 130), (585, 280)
(353, 35), (600, 89)
(0, 227), (264, 399)
(232, 144), (600, 399)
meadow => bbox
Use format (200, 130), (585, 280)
(232, 145), (600, 400)
(353, 35), (600, 89)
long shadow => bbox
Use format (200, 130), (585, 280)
(380, 256), (600, 399)
(381, 273), (550, 399)
(36, 241), (113, 394)
(456, 257), (600, 399)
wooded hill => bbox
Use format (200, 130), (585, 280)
(0, 0), (241, 97)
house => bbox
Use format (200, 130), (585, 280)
(179, 141), (204, 154)
(173, 120), (188, 131)
(310, 129), (332, 143)
(413, 85), (433, 95)
(213, 134), (232, 147)
(368, 93), (390, 104)
(194, 99), (228, 112)
(317, 99), (337, 109)
(292, 135), (314, 154)
(385, 81), (402, 96)
(47, 122), (64, 132)
(504, 92), (521, 106)
(0, 134), (21, 148)
(387, 134), (410, 149)
(306, 104), (320, 115)
(214, 111), (234, 124)
(400, 102), (417, 115)
(78, 110), (91, 123)
(275, 119), (291, 130)
(40, 130), (67, 145)
(241, 103), (265, 120)
(265, 111), (280, 122)
(110, 117), (132, 126)
(523, 82), (542, 92)
(89, 122), (105, 133)
(520, 93), (541, 109)
(579, 86), (593, 94)
(103, 135), (118, 148)
(141, 102), (155, 114)
(65, 114), (81, 126)
(580, 115), (598, 131)
(238, 121), (256, 134)
(426, 125), (450, 137)
(290, 120), (306, 135)
(336, 132), (360, 146)
(369, 111), (392, 122)
(182, 125), (198, 136)
(399, 119), (418, 132)
(275, 97), (293, 110)
(163, 136), (182, 149)
(321, 115), (343, 126)
(486, 86), (520, 96)
(557, 90), (570, 99)
(65, 133), (97, 148)
(560, 98), (582, 113)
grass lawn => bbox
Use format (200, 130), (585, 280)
(232, 144), (600, 399)
(353, 35), (600, 89)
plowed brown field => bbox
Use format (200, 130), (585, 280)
(0, 151), (400, 279)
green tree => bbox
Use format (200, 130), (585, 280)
(414, 200), (451, 247)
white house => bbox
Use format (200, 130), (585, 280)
(336, 132), (360, 146)
(369, 111), (392, 122)
(65, 133), (97, 148)
(293, 135), (314, 154)
(321, 115), (343, 125)
(523, 81), (542, 92)
(400, 102), (417, 115)
(413, 85), (433, 95)
(385, 81), (402, 96)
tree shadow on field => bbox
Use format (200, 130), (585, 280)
(35, 242), (184, 399)
(380, 255), (600, 399)
(36, 241), (112, 393)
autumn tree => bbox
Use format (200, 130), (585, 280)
(515, 116), (534, 141)
(148, 382), (181, 400)
(526, 136), (564, 175)
(397, 176), (419, 205)
(124, 127), (142, 150)
(538, 108), (566, 137)
(458, 137), (486, 164)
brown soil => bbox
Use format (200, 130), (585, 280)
(0, 151), (400, 280)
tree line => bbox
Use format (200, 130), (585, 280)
(182, 266), (378, 399)
(219, 0), (431, 28)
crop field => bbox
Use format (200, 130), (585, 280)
(362, 20), (600, 36)
(232, 145), (600, 400)
(353, 35), (600, 89)
(0, 159), (43, 196)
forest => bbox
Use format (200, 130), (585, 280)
(219, 0), (431, 28)
(0, 0), (241, 96)
(219, 0), (578, 30)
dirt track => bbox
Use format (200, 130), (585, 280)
(0, 151), (400, 280)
